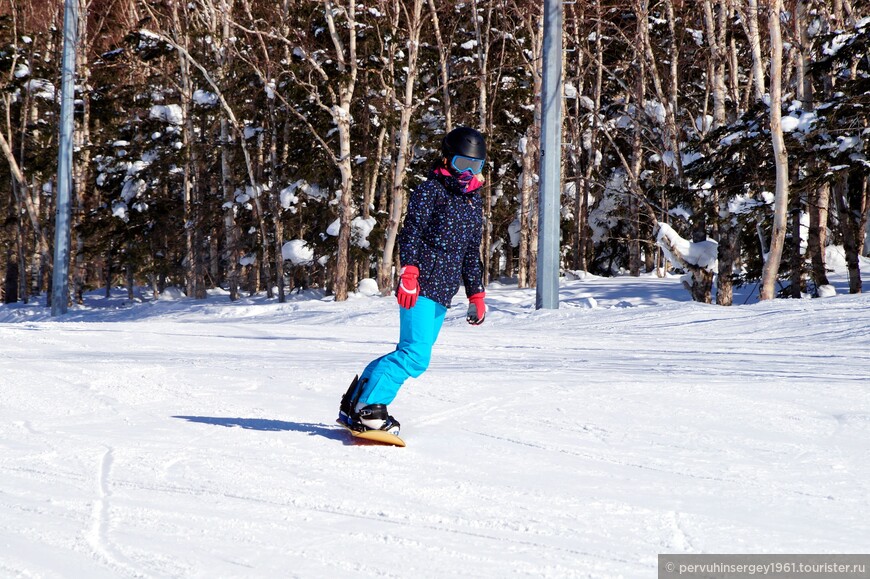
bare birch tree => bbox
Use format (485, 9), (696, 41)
(0, 1), (53, 302)
(759, 0), (788, 300)
(512, 2), (543, 289)
(378, 0), (424, 294)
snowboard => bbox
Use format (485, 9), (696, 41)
(337, 420), (406, 447)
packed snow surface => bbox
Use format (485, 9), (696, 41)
(1, 268), (869, 577)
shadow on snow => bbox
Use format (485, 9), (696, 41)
(172, 415), (349, 443)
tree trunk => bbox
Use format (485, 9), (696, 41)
(325, 0), (359, 302)
(427, 0), (452, 131)
(629, 3), (646, 277)
(789, 165), (803, 298)
(695, 0), (727, 303)
(808, 182), (831, 291)
(364, 124), (387, 220)
(858, 176), (869, 258)
(745, 0), (765, 102)
(4, 249), (18, 303)
(270, 98), (285, 303)
(712, 0), (737, 305)
(379, 0), (423, 295)
(17, 207), (27, 302)
(221, 117), (241, 301)
(175, 1), (199, 299)
(578, 0), (603, 273)
(472, 0), (494, 286)
(512, 5), (544, 288)
(334, 116), (354, 302)
(0, 132), (51, 282)
(716, 201), (735, 305)
(760, 0), (789, 301)
(833, 175), (862, 294)
(518, 125), (537, 289)
(217, 1), (241, 300)
(703, 0), (727, 128)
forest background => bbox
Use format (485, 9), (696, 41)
(0, 0), (867, 307)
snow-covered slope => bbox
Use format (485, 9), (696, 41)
(2, 269), (869, 578)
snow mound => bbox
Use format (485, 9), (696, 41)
(656, 222), (718, 270)
(817, 285), (837, 298)
(282, 239), (314, 265)
(357, 278), (381, 296)
(159, 286), (186, 300)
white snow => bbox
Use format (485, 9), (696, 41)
(356, 278), (381, 296)
(280, 185), (300, 211)
(645, 100), (667, 126)
(120, 179), (146, 203)
(564, 82), (577, 99)
(660, 150), (703, 169)
(781, 116), (800, 133)
(729, 194), (764, 215)
(823, 33), (853, 56)
(694, 115), (714, 134)
(351, 216), (377, 249)
(720, 130), (746, 146)
(781, 111), (818, 134)
(24, 79), (55, 100)
(281, 239), (314, 265)
(838, 136), (863, 152)
(149, 104), (183, 125)
(111, 200), (128, 221)
(817, 284), (837, 298)
(656, 222), (718, 270)
(126, 160), (150, 176)
(2, 262), (870, 577)
(508, 218), (521, 247)
(192, 89), (218, 107)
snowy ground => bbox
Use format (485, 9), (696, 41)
(2, 262), (869, 578)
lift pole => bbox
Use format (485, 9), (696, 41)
(51, 0), (78, 316)
(536, 0), (563, 310)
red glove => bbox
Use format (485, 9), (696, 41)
(396, 265), (420, 309)
(466, 292), (486, 325)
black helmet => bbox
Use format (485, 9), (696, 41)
(442, 126), (487, 161)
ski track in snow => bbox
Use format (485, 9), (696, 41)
(1, 273), (870, 577)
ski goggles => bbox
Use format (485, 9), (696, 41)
(450, 155), (485, 175)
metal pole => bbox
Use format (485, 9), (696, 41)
(52, 0), (78, 316)
(536, 0), (563, 310)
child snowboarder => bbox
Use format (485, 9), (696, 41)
(338, 126), (488, 436)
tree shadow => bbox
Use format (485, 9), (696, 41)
(172, 415), (350, 443)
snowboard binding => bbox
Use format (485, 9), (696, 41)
(338, 375), (401, 436)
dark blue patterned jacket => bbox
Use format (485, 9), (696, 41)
(398, 170), (485, 308)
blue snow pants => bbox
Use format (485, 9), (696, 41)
(357, 296), (448, 407)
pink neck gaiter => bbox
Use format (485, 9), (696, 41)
(434, 167), (483, 193)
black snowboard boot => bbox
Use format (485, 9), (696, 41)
(338, 375), (362, 427)
(356, 404), (401, 435)
(338, 375), (400, 435)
